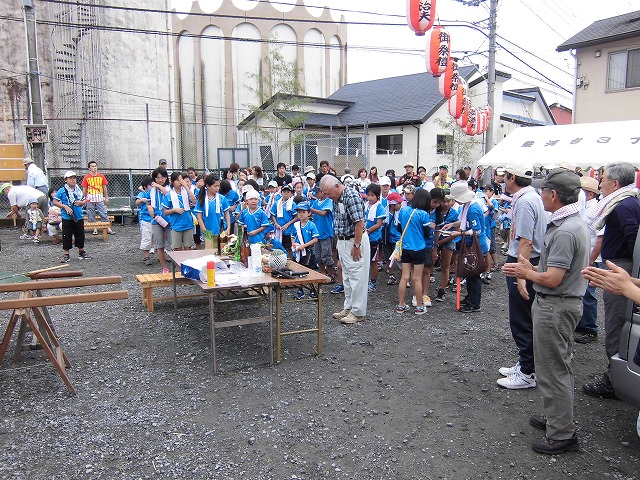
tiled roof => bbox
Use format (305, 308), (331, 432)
(557, 10), (640, 51)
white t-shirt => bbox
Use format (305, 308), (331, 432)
(7, 185), (46, 208)
(26, 164), (48, 188)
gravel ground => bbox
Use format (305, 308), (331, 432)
(0, 224), (639, 480)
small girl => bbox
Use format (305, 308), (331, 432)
(364, 183), (385, 292)
(194, 174), (231, 252)
(25, 199), (44, 243)
(395, 188), (432, 315)
(162, 172), (197, 251)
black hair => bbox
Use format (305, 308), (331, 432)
(196, 175), (204, 182)
(170, 171), (182, 185)
(506, 172), (532, 187)
(245, 179), (260, 192)
(151, 167), (168, 184)
(292, 164), (300, 171)
(219, 179), (232, 195)
(365, 183), (381, 199)
(456, 168), (468, 181)
(293, 194), (306, 204)
(187, 167), (196, 173)
(410, 188), (431, 212)
(276, 162), (287, 169)
(430, 188), (445, 224)
(198, 174), (220, 206)
(47, 186), (57, 201)
(141, 176), (152, 189)
(87, 160), (97, 168)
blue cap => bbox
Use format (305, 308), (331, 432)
(295, 201), (311, 211)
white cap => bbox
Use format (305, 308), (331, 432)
(267, 180), (278, 188)
(379, 176), (392, 186)
(504, 163), (534, 179)
(306, 172), (316, 180)
(64, 171), (77, 179)
(245, 189), (260, 200)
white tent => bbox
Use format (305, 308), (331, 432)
(478, 120), (640, 170)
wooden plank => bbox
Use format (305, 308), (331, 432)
(0, 290), (128, 310)
(0, 276), (122, 293)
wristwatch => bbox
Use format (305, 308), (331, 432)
(353, 243), (361, 248)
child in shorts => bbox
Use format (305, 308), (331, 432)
(162, 172), (197, 252)
(291, 201), (319, 300)
(194, 174), (231, 252)
(270, 184), (295, 254)
(25, 199), (44, 243)
(384, 192), (404, 284)
(310, 188), (335, 281)
(149, 167), (172, 273)
(237, 189), (270, 244)
(136, 176), (154, 265)
(365, 183), (386, 292)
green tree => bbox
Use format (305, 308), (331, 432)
(245, 41), (309, 160)
(434, 117), (482, 172)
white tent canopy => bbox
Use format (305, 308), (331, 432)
(478, 120), (640, 170)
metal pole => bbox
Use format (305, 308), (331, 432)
(484, 0), (498, 154)
(23, 0), (45, 170)
(146, 103), (152, 170)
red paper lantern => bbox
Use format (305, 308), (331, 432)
(426, 26), (450, 76)
(476, 109), (487, 135)
(483, 105), (493, 122)
(464, 105), (478, 135)
(448, 78), (466, 118)
(456, 97), (470, 128)
(438, 58), (459, 99)
(407, 0), (436, 36)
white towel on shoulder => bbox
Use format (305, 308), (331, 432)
(170, 187), (190, 211)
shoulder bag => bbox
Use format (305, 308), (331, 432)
(456, 231), (486, 279)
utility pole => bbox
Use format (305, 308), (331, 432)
(484, 0), (498, 154)
(23, 0), (46, 170)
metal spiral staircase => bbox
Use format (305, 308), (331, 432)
(51, 1), (103, 169)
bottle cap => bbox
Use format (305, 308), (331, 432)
(207, 261), (215, 269)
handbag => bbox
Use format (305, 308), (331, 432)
(392, 209), (416, 261)
(456, 232), (486, 279)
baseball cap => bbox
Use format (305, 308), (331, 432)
(281, 184), (292, 192)
(29, 198), (39, 205)
(403, 184), (416, 194)
(306, 172), (316, 180)
(379, 176), (392, 186)
(341, 174), (354, 185)
(241, 184), (255, 194)
(532, 168), (581, 196)
(482, 184), (494, 192)
(387, 192), (403, 205)
(159, 159), (167, 165)
(439, 165), (449, 170)
(295, 201), (311, 211)
(0, 183), (11, 194)
(580, 176), (600, 195)
(245, 189), (260, 200)
(23, 158), (33, 165)
(463, 165), (471, 171)
(404, 162), (414, 168)
(64, 171), (77, 179)
(267, 180), (278, 188)
(504, 163), (533, 179)
(304, 165), (315, 174)
(495, 167), (506, 176)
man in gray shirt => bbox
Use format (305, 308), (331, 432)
(504, 168), (589, 455)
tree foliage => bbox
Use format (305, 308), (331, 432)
(433, 117), (482, 171)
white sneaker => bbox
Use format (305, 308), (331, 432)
(499, 361), (520, 377)
(332, 309), (350, 319)
(340, 312), (365, 324)
(411, 296), (417, 307)
(422, 295), (432, 307)
(497, 370), (536, 389)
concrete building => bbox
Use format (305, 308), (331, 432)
(558, 10), (640, 124)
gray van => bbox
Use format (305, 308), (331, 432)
(609, 236), (640, 409)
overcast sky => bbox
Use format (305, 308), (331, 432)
(174, 0), (639, 108)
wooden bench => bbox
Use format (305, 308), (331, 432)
(84, 215), (115, 240)
(136, 272), (207, 313)
(0, 275), (128, 395)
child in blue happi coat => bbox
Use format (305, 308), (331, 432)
(194, 174), (231, 252)
(237, 189), (270, 244)
(291, 201), (319, 300)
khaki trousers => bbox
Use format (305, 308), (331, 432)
(337, 232), (370, 317)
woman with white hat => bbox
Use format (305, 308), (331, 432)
(444, 181), (489, 313)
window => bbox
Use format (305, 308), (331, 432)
(376, 134), (403, 155)
(436, 134), (453, 154)
(607, 48), (640, 91)
(338, 136), (363, 156)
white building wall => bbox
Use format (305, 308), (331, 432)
(303, 29), (326, 97)
(201, 25), (226, 170)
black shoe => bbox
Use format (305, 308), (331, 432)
(531, 434), (578, 455)
(460, 304), (480, 313)
(582, 377), (617, 399)
(529, 415), (547, 431)
(435, 288), (446, 302)
(574, 331), (598, 344)
(460, 296), (470, 305)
